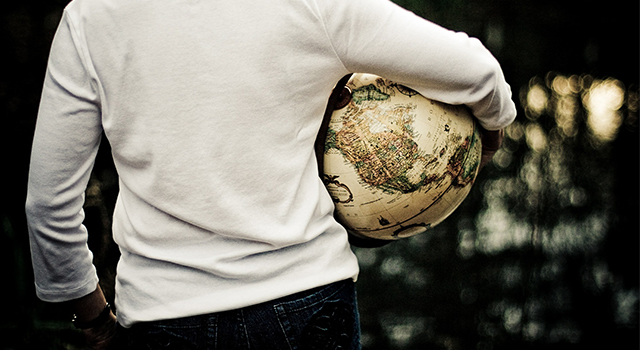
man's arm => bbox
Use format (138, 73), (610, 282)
(26, 10), (104, 302)
(26, 10), (113, 347)
(320, 0), (517, 131)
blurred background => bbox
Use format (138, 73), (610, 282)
(1, 0), (637, 349)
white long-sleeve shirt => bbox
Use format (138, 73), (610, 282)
(26, 0), (516, 327)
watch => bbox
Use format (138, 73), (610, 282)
(71, 302), (112, 329)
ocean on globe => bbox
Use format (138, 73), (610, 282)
(322, 73), (482, 240)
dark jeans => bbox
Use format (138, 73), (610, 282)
(112, 279), (360, 350)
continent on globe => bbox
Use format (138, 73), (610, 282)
(322, 74), (482, 240)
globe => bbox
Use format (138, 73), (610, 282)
(322, 73), (482, 240)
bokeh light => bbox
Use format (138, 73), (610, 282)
(520, 73), (632, 148)
(583, 78), (626, 144)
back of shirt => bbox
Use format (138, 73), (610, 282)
(26, 0), (515, 327)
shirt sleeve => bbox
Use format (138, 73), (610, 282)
(317, 0), (516, 130)
(25, 10), (102, 302)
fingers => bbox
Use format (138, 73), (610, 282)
(83, 312), (118, 350)
(479, 128), (504, 170)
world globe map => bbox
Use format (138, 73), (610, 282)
(322, 74), (482, 240)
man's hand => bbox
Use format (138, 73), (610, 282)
(82, 312), (118, 350)
(479, 128), (505, 170)
(67, 284), (118, 349)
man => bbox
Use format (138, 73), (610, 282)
(26, 0), (516, 348)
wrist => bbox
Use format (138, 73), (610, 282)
(72, 302), (113, 329)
